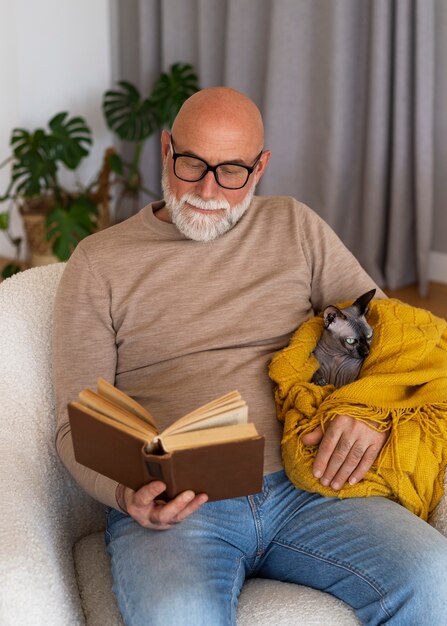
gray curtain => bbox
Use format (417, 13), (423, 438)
(114, 0), (436, 294)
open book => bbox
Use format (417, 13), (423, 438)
(68, 379), (265, 501)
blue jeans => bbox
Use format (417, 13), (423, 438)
(105, 470), (447, 625)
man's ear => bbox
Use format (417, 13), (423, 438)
(161, 130), (171, 162)
(254, 149), (271, 184)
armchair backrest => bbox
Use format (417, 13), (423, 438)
(0, 264), (105, 543)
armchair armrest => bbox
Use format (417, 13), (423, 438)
(0, 265), (105, 626)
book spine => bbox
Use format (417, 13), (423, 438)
(143, 454), (177, 496)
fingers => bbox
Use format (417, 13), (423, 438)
(338, 443), (382, 488)
(309, 415), (387, 491)
(301, 425), (324, 446)
(150, 490), (208, 528)
(126, 481), (208, 530)
(131, 480), (168, 507)
(318, 439), (380, 491)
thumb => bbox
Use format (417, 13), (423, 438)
(302, 425), (324, 446)
(133, 481), (167, 507)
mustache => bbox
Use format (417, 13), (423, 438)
(181, 194), (231, 211)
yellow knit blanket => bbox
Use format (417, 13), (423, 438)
(269, 298), (447, 520)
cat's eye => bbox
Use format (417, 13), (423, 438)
(345, 337), (357, 345)
(366, 331), (373, 339)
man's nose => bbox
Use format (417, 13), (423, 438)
(196, 170), (221, 199)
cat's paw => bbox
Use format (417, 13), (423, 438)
(311, 371), (327, 386)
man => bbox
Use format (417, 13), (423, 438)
(53, 87), (447, 625)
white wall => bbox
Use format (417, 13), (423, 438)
(0, 0), (113, 259)
(1, 0), (445, 281)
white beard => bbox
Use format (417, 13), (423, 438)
(161, 164), (256, 242)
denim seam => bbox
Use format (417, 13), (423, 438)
(104, 527), (112, 545)
(248, 494), (265, 558)
(271, 538), (393, 620)
(229, 555), (247, 626)
(253, 479), (271, 506)
(105, 507), (113, 545)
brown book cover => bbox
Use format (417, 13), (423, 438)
(68, 382), (265, 501)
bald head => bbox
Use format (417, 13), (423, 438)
(158, 86), (271, 235)
(171, 87), (265, 157)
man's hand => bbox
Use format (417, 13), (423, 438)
(119, 481), (208, 529)
(301, 414), (388, 491)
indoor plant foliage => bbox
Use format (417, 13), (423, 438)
(103, 62), (199, 218)
(0, 112), (107, 277)
(0, 62), (199, 278)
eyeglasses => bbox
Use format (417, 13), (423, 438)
(169, 137), (263, 190)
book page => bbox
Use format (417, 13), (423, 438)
(97, 378), (158, 430)
(163, 405), (248, 436)
(70, 401), (156, 443)
(162, 391), (247, 437)
(78, 389), (158, 438)
(157, 422), (258, 452)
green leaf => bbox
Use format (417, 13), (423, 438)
(0, 211), (9, 230)
(48, 112), (92, 169)
(7, 113), (92, 196)
(108, 152), (124, 176)
(11, 128), (48, 157)
(102, 81), (157, 142)
(10, 128), (56, 196)
(149, 63), (200, 128)
(1, 263), (22, 279)
(45, 196), (99, 261)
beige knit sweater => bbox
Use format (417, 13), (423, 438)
(52, 195), (379, 509)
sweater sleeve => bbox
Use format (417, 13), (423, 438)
(296, 201), (385, 311)
(52, 243), (121, 510)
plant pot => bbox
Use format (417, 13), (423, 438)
(19, 147), (113, 267)
(20, 203), (59, 267)
(20, 194), (110, 267)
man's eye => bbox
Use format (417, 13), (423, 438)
(185, 162), (204, 170)
(345, 337), (357, 345)
(220, 166), (243, 176)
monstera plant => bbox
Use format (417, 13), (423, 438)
(0, 112), (111, 277)
(0, 62), (199, 278)
(103, 62), (199, 219)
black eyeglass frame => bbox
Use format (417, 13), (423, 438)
(169, 137), (263, 190)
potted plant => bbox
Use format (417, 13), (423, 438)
(102, 62), (199, 220)
(0, 112), (112, 278)
(0, 62), (199, 279)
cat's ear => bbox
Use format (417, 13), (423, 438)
(352, 288), (376, 315)
(323, 305), (346, 329)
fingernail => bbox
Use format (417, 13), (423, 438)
(313, 469), (322, 478)
(349, 477), (357, 485)
(183, 491), (195, 503)
(320, 478), (330, 486)
(331, 482), (340, 490)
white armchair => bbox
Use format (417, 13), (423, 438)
(1, 264), (446, 626)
